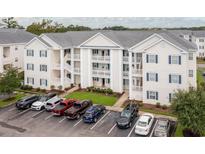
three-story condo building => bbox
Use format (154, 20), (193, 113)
(24, 30), (197, 105)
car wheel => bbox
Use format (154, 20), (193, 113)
(129, 122), (132, 128)
(40, 106), (44, 110)
(94, 118), (97, 123)
(102, 109), (106, 114)
(76, 114), (80, 119)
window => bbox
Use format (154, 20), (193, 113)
(189, 70), (193, 77)
(93, 63), (99, 69)
(147, 91), (158, 100)
(27, 77), (34, 85)
(123, 50), (129, 57)
(146, 54), (158, 63)
(146, 73), (158, 82)
(27, 50), (34, 56)
(93, 77), (99, 81)
(188, 53), (193, 60)
(40, 79), (47, 86)
(15, 57), (18, 62)
(15, 47), (18, 51)
(168, 55), (181, 65)
(40, 65), (47, 72)
(105, 78), (110, 84)
(169, 74), (181, 84)
(169, 93), (173, 102)
(123, 64), (129, 71)
(27, 63), (34, 70)
(199, 39), (204, 42)
(40, 50), (47, 57)
(199, 46), (204, 49)
(92, 49), (98, 55)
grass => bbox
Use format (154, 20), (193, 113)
(0, 93), (26, 107)
(175, 124), (184, 137)
(197, 69), (205, 84)
(65, 91), (118, 106)
(140, 107), (176, 117)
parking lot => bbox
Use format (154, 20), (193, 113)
(0, 104), (177, 137)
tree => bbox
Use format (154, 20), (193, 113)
(2, 17), (23, 29)
(0, 67), (21, 96)
(171, 89), (205, 136)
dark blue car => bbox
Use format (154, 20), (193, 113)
(83, 105), (106, 123)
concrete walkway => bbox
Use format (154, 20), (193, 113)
(60, 86), (79, 98)
(113, 92), (129, 108)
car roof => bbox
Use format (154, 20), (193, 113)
(47, 97), (60, 103)
(139, 115), (152, 122)
(157, 119), (169, 126)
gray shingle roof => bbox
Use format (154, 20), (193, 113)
(42, 30), (197, 51)
(192, 31), (205, 37)
(0, 29), (36, 44)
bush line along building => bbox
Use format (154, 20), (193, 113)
(0, 29), (202, 105)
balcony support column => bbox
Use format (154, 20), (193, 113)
(129, 51), (133, 99)
(60, 49), (64, 89)
(71, 48), (74, 84)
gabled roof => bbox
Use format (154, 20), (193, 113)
(0, 29), (36, 44)
(192, 31), (205, 37)
(25, 36), (52, 48)
(40, 30), (197, 51)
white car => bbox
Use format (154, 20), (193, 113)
(31, 93), (57, 111)
(135, 113), (154, 136)
(45, 96), (62, 111)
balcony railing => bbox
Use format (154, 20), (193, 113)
(123, 56), (129, 62)
(123, 85), (129, 90)
(132, 57), (142, 63)
(92, 56), (110, 61)
(132, 86), (142, 91)
(74, 67), (80, 73)
(92, 69), (110, 76)
(132, 69), (142, 75)
(74, 54), (80, 60)
(123, 71), (129, 77)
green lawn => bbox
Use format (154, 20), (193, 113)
(0, 93), (26, 107)
(140, 107), (176, 117)
(197, 69), (205, 84)
(175, 124), (184, 137)
(65, 91), (118, 106)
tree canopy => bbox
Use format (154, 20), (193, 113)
(171, 88), (205, 136)
(2, 17), (24, 29)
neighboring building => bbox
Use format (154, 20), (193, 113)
(0, 29), (36, 73)
(24, 30), (197, 105)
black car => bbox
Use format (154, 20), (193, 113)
(116, 103), (139, 129)
(16, 95), (39, 110)
(83, 105), (106, 123)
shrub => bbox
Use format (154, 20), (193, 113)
(50, 85), (55, 90)
(36, 87), (41, 92)
(71, 83), (74, 87)
(138, 102), (144, 107)
(58, 85), (63, 90)
(41, 89), (46, 93)
(20, 85), (33, 90)
(162, 105), (168, 110)
(106, 88), (113, 94)
(156, 102), (161, 108)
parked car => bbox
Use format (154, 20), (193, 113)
(83, 105), (106, 123)
(116, 103), (139, 129)
(31, 93), (57, 111)
(153, 118), (171, 137)
(16, 95), (39, 110)
(135, 113), (154, 136)
(45, 96), (62, 111)
(52, 99), (77, 116)
(65, 100), (93, 119)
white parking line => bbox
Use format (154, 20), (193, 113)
(8, 108), (31, 120)
(149, 119), (158, 137)
(127, 121), (137, 137)
(73, 119), (82, 127)
(44, 114), (53, 120)
(31, 109), (45, 118)
(59, 117), (67, 123)
(90, 111), (110, 130)
(8, 107), (16, 112)
(107, 123), (117, 135)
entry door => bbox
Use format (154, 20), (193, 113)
(102, 78), (105, 86)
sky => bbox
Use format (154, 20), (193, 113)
(1, 17), (205, 28)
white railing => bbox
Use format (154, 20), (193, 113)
(132, 57), (142, 63)
(123, 71), (129, 77)
(53, 77), (71, 85)
(92, 70), (110, 76)
(132, 86), (142, 91)
(64, 63), (72, 71)
(74, 67), (80, 73)
(123, 56), (129, 62)
(74, 54), (80, 60)
(92, 56), (110, 61)
(132, 69), (142, 75)
(123, 85), (129, 90)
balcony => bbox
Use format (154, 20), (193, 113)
(123, 85), (129, 90)
(132, 86), (142, 91)
(74, 54), (80, 60)
(123, 56), (129, 62)
(92, 56), (110, 62)
(53, 77), (71, 85)
(74, 67), (80, 74)
(123, 71), (129, 77)
(132, 69), (142, 75)
(92, 69), (110, 77)
(132, 57), (142, 63)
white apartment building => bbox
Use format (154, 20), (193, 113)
(0, 29), (36, 73)
(24, 30), (197, 105)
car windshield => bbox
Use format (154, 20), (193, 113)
(39, 96), (47, 102)
(157, 121), (168, 130)
(121, 111), (131, 118)
(46, 103), (52, 106)
(74, 103), (81, 108)
(84, 112), (92, 117)
(138, 121), (148, 127)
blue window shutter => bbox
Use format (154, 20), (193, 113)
(40, 79), (42, 86)
(169, 74), (171, 83)
(156, 55), (158, 63)
(156, 92), (158, 100)
(27, 78), (29, 84)
(169, 55), (171, 64)
(169, 93), (171, 102)
(147, 91), (149, 99)
(27, 64), (28, 70)
(40, 51), (41, 57)
(46, 80), (47, 86)
(146, 54), (149, 63)
(179, 56), (181, 65)
(32, 50), (34, 56)
(32, 78), (34, 84)
(147, 73), (149, 81)
(45, 51), (47, 57)
(179, 75), (182, 84)
(156, 73), (158, 82)
(32, 64), (34, 70)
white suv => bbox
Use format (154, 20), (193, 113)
(135, 113), (154, 136)
(31, 93), (57, 111)
(45, 96), (62, 111)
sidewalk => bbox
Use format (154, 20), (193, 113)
(60, 86), (79, 98)
(113, 92), (128, 108)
